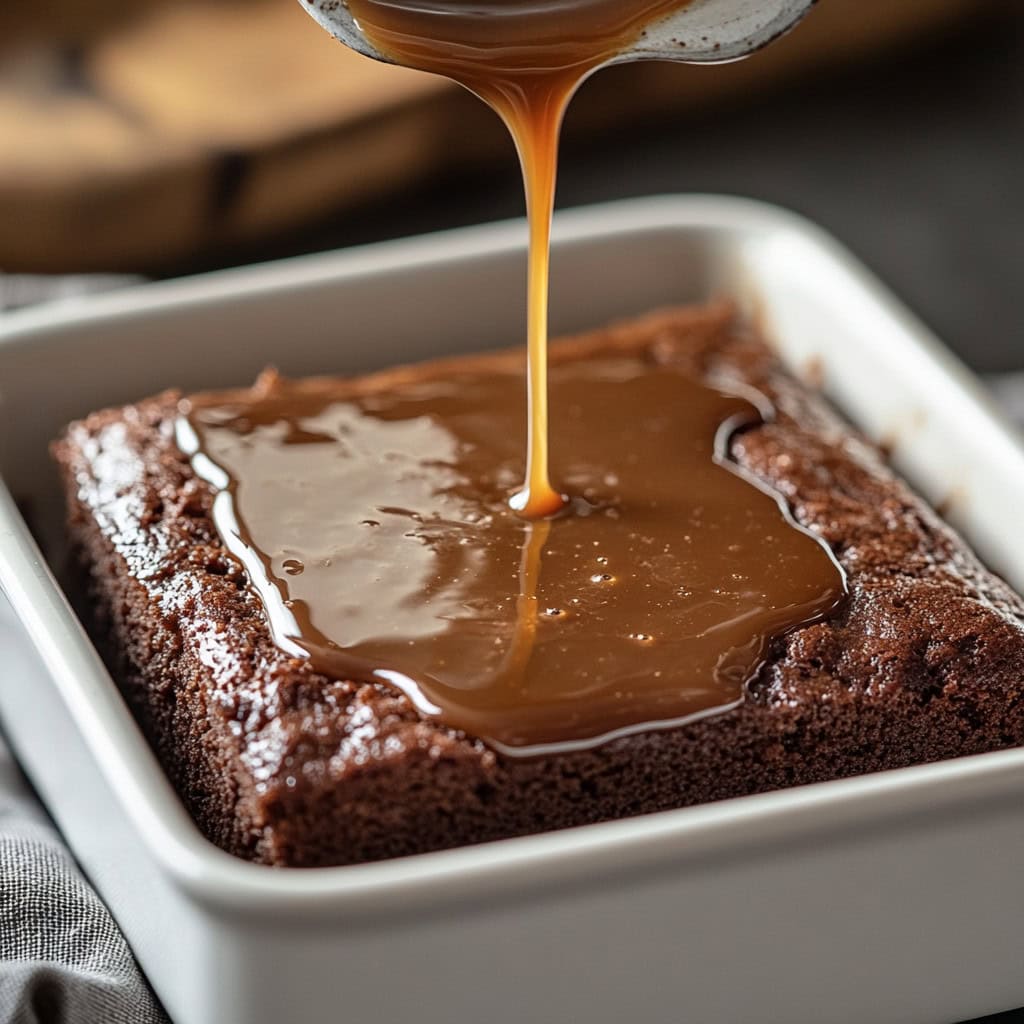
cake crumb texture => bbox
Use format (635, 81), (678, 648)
(52, 305), (1024, 867)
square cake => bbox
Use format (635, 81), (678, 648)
(53, 305), (1024, 866)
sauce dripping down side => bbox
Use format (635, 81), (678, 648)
(178, 355), (847, 756)
(341, 0), (696, 517)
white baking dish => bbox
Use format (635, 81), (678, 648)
(2, 196), (1024, 1024)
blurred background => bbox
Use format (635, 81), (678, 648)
(0, 0), (1021, 372)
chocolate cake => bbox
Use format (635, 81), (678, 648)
(52, 305), (1024, 867)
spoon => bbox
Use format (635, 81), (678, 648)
(299, 0), (816, 69)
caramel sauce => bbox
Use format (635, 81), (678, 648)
(178, 358), (846, 755)
(344, 0), (697, 517)
(174, 1), (848, 755)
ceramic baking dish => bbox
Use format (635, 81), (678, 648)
(2, 196), (1024, 1024)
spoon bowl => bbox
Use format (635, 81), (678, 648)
(299, 0), (816, 68)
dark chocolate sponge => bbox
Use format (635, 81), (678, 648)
(52, 305), (1024, 867)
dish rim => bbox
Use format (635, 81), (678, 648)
(3, 193), (1024, 916)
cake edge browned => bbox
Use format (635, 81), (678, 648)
(51, 303), (1024, 867)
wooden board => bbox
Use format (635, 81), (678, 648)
(0, 0), (990, 272)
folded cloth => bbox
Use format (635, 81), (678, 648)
(0, 273), (1021, 1023)
(0, 739), (167, 1024)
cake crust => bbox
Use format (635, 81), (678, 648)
(53, 305), (1024, 866)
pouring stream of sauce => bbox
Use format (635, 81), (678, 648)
(344, 0), (697, 516)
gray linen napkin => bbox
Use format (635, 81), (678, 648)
(0, 274), (1022, 1024)
(0, 740), (166, 1024)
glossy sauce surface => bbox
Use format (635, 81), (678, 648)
(344, 0), (695, 517)
(178, 358), (846, 755)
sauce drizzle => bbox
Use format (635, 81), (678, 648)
(343, 0), (698, 516)
(179, 354), (847, 755)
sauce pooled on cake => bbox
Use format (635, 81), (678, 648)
(178, 355), (845, 755)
